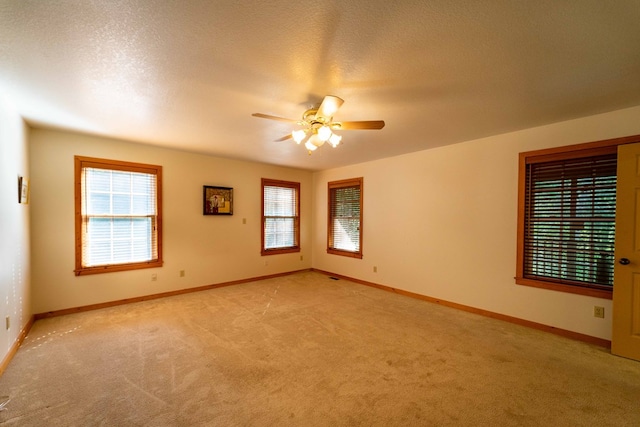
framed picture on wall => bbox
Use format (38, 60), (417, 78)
(203, 185), (233, 215)
(18, 176), (29, 204)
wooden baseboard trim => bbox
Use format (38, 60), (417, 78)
(312, 269), (612, 349)
(35, 269), (312, 320)
(0, 315), (35, 377)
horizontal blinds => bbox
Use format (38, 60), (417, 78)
(330, 184), (361, 252)
(82, 167), (157, 267)
(263, 184), (299, 250)
(524, 154), (616, 288)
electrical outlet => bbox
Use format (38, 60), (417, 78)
(373, 266), (378, 273)
(300, 255), (303, 261)
(243, 218), (247, 224)
(264, 260), (268, 266)
(179, 270), (185, 277)
(151, 273), (157, 282)
(594, 306), (605, 318)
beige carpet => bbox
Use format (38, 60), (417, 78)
(0, 271), (638, 426)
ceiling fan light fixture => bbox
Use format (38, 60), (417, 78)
(317, 125), (332, 142)
(292, 129), (307, 144)
(304, 140), (318, 152)
(308, 133), (325, 148)
(252, 95), (385, 155)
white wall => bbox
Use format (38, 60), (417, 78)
(0, 93), (31, 358)
(30, 129), (312, 313)
(312, 105), (640, 341)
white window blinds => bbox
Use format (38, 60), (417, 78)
(82, 168), (157, 266)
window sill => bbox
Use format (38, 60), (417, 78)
(261, 247), (300, 256)
(327, 248), (363, 259)
(515, 277), (612, 300)
(75, 260), (163, 276)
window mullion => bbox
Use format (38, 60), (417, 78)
(567, 176), (578, 282)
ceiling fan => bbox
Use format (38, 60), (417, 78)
(252, 95), (385, 154)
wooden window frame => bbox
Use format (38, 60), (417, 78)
(516, 135), (640, 299)
(74, 156), (163, 276)
(327, 177), (363, 259)
(261, 178), (301, 256)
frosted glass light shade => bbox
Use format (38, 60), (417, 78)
(292, 129), (306, 144)
(317, 125), (332, 141)
(329, 133), (342, 147)
(308, 133), (325, 148)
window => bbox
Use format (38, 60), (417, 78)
(516, 141), (620, 299)
(74, 156), (162, 276)
(328, 177), (363, 259)
(261, 178), (300, 255)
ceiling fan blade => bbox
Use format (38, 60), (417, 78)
(275, 134), (293, 142)
(333, 120), (385, 130)
(315, 95), (344, 122)
(251, 113), (298, 123)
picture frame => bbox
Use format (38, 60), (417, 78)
(203, 185), (233, 215)
(18, 176), (29, 204)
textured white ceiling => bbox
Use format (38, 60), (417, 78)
(1, 1), (640, 170)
